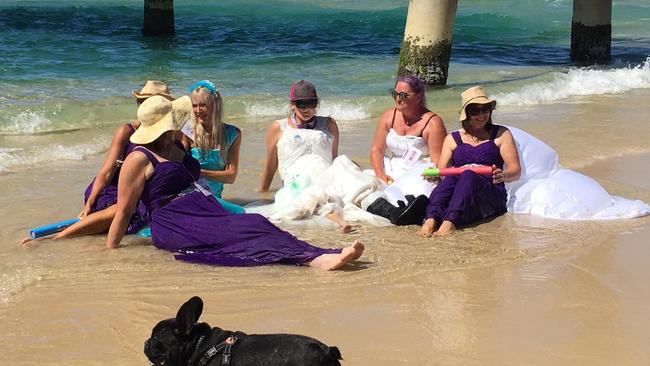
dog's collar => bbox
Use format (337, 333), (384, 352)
(191, 333), (238, 366)
(195, 334), (206, 353)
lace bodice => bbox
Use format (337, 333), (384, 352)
(385, 128), (429, 159)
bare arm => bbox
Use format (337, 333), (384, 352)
(80, 124), (133, 218)
(422, 114), (447, 166)
(327, 117), (340, 159)
(105, 151), (150, 249)
(423, 134), (455, 183)
(259, 121), (282, 192)
(369, 109), (394, 183)
(493, 127), (521, 183)
(437, 134), (455, 169)
(200, 129), (242, 184)
(178, 133), (192, 151)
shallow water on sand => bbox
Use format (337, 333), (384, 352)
(2, 89), (650, 364)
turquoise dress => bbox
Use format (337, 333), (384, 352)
(190, 123), (245, 214)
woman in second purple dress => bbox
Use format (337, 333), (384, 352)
(419, 86), (521, 236)
(106, 95), (363, 270)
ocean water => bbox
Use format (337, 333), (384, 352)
(1, 0), (650, 173)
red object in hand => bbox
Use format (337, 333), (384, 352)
(438, 165), (493, 176)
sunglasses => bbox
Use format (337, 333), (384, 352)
(467, 104), (493, 116)
(294, 99), (318, 109)
(391, 90), (416, 101)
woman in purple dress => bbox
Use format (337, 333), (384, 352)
(419, 86), (521, 236)
(106, 95), (363, 270)
(21, 81), (172, 246)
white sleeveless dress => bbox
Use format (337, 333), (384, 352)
(363, 128), (437, 206)
(253, 117), (387, 225)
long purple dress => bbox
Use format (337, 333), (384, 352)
(84, 123), (148, 234)
(425, 125), (507, 227)
(133, 146), (341, 266)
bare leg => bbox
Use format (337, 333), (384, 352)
(325, 211), (352, 233)
(21, 206), (117, 247)
(55, 206), (116, 239)
(418, 218), (436, 237)
(308, 240), (364, 270)
(435, 220), (456, 236)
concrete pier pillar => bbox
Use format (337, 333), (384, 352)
(397, 0), (458, 86)
(142, 0), (175, 36)
(571, 0), (612, 64)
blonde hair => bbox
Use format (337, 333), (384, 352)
(190, 87), (227, 161)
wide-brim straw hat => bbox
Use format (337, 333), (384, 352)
(132, 80), (174, 101)
(459, 86), (497, 122)
(130, 95), (192, 144)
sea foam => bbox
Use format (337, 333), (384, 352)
(0, 140), (107, 174)
(2, 110), (53, 134)
(245, 100), (371, 121)
(0, 266), (42, 304)
(496, 57), (650, 106)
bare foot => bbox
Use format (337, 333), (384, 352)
(326, 212), (353, 234)
(20, 236), (35, 247)
(348, 240), (364, 260)
(434, 220), (456, 236)
(339, 222), (353, 233)
(418, 218), (436, 237)
(308, 240), (364, 270)
(22, 235), (56, 248)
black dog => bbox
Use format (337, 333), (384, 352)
(145, 296), (343, 366)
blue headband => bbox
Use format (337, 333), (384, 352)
(188, 80), (218, 95)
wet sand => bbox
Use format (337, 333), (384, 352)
(1, 90), (650, 365)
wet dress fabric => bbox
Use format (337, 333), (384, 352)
(190, 123), (245, 214)
(83, 123), (148, 234)
(425, 125), (507, 227)
(134, 146), (340, 266)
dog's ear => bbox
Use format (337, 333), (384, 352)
(176, 296), (203, 336)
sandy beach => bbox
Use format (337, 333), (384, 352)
(1, 85), (650, 364)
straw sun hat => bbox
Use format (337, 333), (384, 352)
(131, 80), (174, 101)
(130, 95), (192, 145)
(459, 86), (497, 122)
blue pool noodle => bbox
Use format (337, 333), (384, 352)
(30, 218), (80, 239)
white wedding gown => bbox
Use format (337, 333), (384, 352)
(248, 117), (389, 225)
(505, 126), (649, 220)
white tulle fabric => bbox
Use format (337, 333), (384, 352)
(506, 126), (650, 219)
(249, 118), (388, 225)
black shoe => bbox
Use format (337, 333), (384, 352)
(389, 195), (429, 226)
(366, 197), (395, 220)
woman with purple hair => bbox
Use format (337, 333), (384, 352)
(364, 76), (447, 225)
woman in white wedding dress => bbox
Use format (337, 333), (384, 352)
(258, 80), (386, 231)
(363, 75), (448, 225)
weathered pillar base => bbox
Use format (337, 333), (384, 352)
(570, 23), (611, 65)
(397, 0), (458, 86)
(142, 0), (175, 37)
(570, 0), (612, 65)
(398, 37), (452, 86)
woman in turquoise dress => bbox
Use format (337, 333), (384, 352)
(181, 80), (245, 214)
